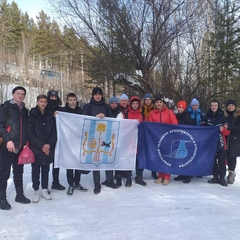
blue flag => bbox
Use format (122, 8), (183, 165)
(137, 122), (219, 176)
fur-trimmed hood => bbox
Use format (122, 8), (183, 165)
(223, 108), (240, 118)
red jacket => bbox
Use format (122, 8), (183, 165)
(148, 106), (178, 124)
(128, 96), (143, 122)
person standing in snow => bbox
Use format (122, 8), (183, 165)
(174, 100), (194, 184)
(187, 98), (204, 126)
(201, 100), (229, 186)
(82, 87), (119, 194)
(224, 99), (240, 184)
(140, 93), (158, 180)
(28, 94), (57, 203)
(47, 90), (65, 191)
(62, 93), (88, 196)
(148, 93), (178, 186)
(116, 96), (147, 187)
(0, 86), (30, 210)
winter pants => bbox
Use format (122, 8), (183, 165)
(93, 170), (114, 187)
(115, 170), (132, 178)
(67, 169), (81, 187)
(0, 146), (24, 200)
(52, 161), (60, 184)
(227, 156), (237, 172)
(212, 150), (226, 177)
(158, 173), (171, 180)
(32, 163), (50, 190)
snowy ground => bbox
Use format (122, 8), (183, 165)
(1, 162), (240, 240)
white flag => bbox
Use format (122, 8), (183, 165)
(54, 112), (138, 170)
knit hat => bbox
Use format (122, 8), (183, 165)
(144, 93), (153, 100)
(47, 89), (59, 98)
(191, 98), (199, 106)
(177, 101), (187, 110)
(109, 95), (119, 104)
(154, 93), (165, 103)
(226, 99), (236, 107)
(12, 86), (26, 95)
(92, 87), (103, 96)
(119, 93), (129, 101)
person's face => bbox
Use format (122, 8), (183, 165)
(211, 102), (218, 113)
(192, 104), (199, 111)
(177, 106), (184, 114)
(155, 100), (164, 110)
(131, 101), (139, 110)
(93, 93), (102, 102)
(67, 97), (77, 108)
(145, 98), (152, 106)
(227, 104), (236, 112)
(120, 99), (128, 108)
(37, 98), (47, 111)
(12, 90), (25, 105)
(110, 102), (118, 109)
(50, 95), (57, 100)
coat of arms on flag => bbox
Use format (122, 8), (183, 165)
(80, 120), (119, 166)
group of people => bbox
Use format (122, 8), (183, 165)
(0, 85), (239, 211)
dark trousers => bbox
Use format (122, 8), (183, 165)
(52, 161), (60, 184)
(32, 163), (50, 190)
(93, 170), (114, 187)
(227, 156), (237, 172)
(0, 146), (24, 199)
(67, 169), (81, 187)
(212, 150), (226, 177)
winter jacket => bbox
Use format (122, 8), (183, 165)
(141, 103), (154, 121)
(201, 109), (229, 152)
(187, 106), (204, 126)
(82, 97), (113, 117)
(28, 106), (57, 165)
(224, 108), (240, 158)
(110, 104), (121, 118)
(62, 102), (82, 114)
(0, 100), (28, 150)
(119, 105), (129, 119)
(176, 111), (195, 125)
(148, 106), (178, 124)
(127, 96), (143, 122)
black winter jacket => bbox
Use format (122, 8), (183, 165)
(176, 111), (194, 125)
(224, 108), (240, 158)
(202, 109), (228, 152)
(62, 103), (82, 114)
(82, 98), (113, 117)
(110, 104), (121, 118)
(28, 106), (57, 165)
(0, 100), (28, 150)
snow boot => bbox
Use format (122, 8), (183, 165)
(183, 176), (191, 184)
(51, 182), (65, 190)
(0, 199), (11, 210)
(125, 178), (132, 187)
(94, 184), (101, 194)
(15, 188), (30, 204)
(135, 176), (147, 186)
(116, 177), (122, 187)
(219, 177), (228, 187)
(151, 172), (158, 180)
(162, 179), (170, 186)
(174, 175), (184, 181)
(208, 175), (219, 184)
(105, 181), (119, 189)
(227, 171), (236, 184)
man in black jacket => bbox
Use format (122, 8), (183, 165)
(82, 87), (119, 194)
(47, 90), (65, 190)
(63, 93), (88, 196)
(0, 86), (30, 210)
